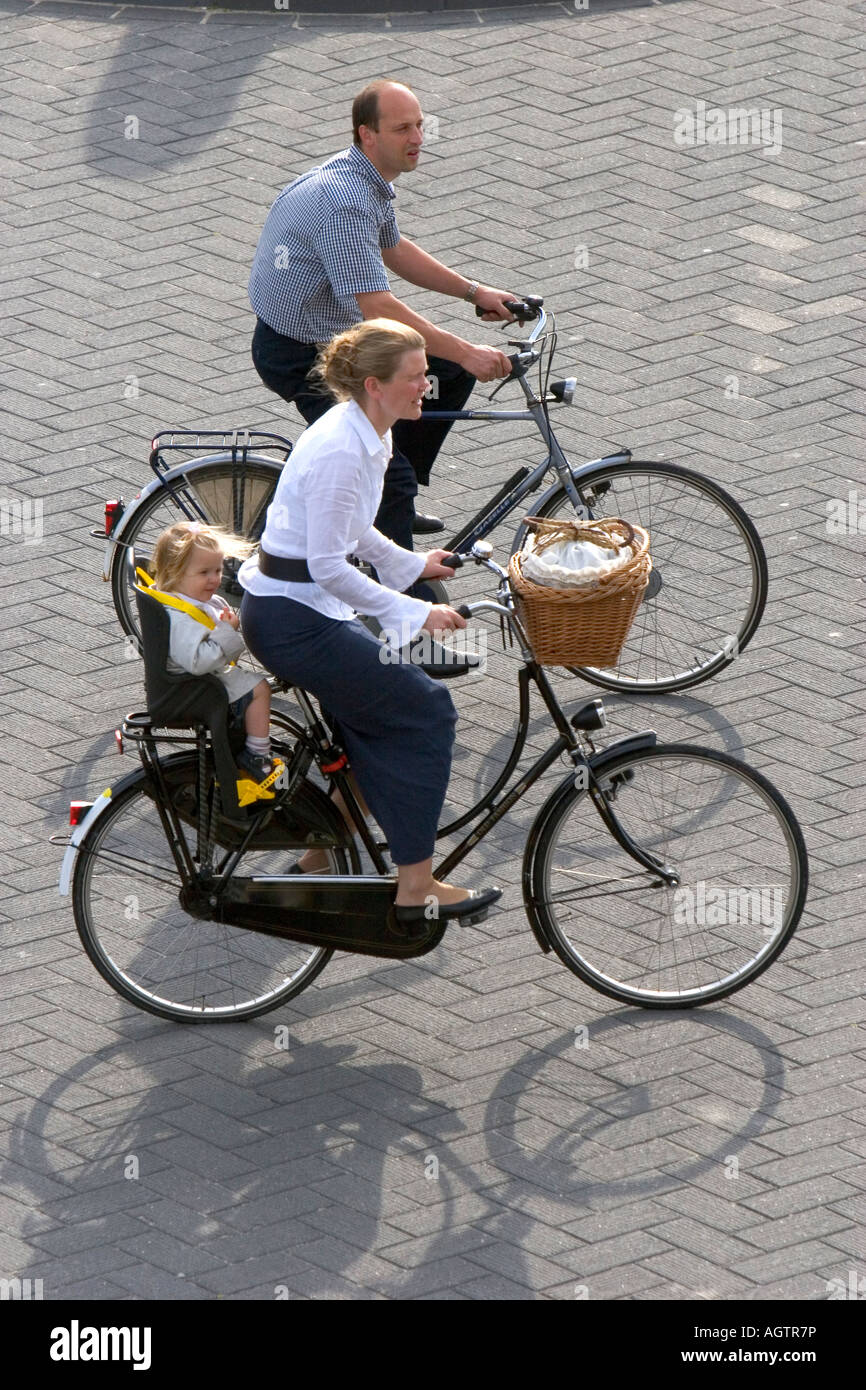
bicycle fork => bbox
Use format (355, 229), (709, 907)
(530, 664), (679, 887)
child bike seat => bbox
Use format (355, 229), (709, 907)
(135, 585), (248, 819)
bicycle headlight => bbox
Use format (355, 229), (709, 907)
(549, 378), (577, 406)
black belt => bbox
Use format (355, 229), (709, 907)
(258, 548), (313, 583)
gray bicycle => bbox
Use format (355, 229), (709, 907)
(97, 299), (767, 695)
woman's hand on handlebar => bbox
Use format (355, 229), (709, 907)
(418, 548), (461, 580)
(422, 604), (467, 634)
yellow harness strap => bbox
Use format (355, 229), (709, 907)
(135, 570), (281, 806)
(134, 568), (217, 629)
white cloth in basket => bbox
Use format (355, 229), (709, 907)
(522, 533), (634, 590)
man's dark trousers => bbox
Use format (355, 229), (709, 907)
(251, 318), (475, 557)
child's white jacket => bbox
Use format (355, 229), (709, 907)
(166, 593), (264, 703)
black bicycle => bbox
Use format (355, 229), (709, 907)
(60, 542), (805, 1022)
(97, 299), (767, 695)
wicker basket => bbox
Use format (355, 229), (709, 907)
(508, 516), (652, 667)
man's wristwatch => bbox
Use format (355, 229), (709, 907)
(463, 280), (479, 304)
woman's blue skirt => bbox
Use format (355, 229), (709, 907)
(240, 594), (457, 866)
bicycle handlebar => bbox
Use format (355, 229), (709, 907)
(476, 295), (543, 324)
(476, 296), (547, 382)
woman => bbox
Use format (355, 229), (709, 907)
(239, 319), (500, 928)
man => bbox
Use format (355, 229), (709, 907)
(248, 78), (520, 559)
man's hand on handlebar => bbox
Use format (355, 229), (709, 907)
(421, 604), (467, 634)
(473, 286), (522, 323)
(461, 343), (513, 381)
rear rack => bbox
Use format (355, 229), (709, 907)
(148, 428), (293, 478)
(121, 713), (207, 745)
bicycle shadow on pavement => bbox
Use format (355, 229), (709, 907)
(5, 1033), (468, 1299)
(5, 1009), (783, 1299)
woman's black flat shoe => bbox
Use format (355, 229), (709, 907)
(393, 886), (502, 928)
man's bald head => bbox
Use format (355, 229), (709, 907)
(352, 80), (417, 145)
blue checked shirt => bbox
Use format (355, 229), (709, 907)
(248, 145), (401, 343)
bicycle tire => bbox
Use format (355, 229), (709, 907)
(111, 458), (281, 648)
(71, 754), (355, 1022)
(513, 461), (768, 693)
(527, 744), (807, 1008)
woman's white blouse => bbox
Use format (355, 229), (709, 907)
(238, 399), (431, 647)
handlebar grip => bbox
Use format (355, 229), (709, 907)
(440, 553), (463, 569)
(506, 351), (528, 380)
(475, 297), (540, 322)
(455, 604), (473, 619)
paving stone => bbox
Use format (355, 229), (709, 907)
(0, 0), (863, 1305)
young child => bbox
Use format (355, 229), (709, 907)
(148, 521), (277, 787)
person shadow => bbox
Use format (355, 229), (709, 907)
(5, 1029), (469, 1300)
(7, 874), (784, 1304)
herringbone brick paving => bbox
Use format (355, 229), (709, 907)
(0, 0), (864, 1300)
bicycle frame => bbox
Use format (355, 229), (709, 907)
(420, 307), (630, 547)
(102, 307), (620, 580)
(281, 575), (673, 893)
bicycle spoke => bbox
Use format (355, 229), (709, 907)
(554, 463), (768, 692)
(72, 767), (346, 1021)
(534, 747), (806, 1006)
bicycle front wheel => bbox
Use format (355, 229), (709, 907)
(111, 458), (281, 647)
(525, 462), (768, 692)
(529, 745), (807, 1008)
(71, 758), (354, 1022)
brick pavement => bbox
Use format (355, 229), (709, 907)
(0, 0), (864, 1301)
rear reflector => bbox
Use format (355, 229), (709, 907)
(104, 499), (123, 536)
(69, 802), (92, 826)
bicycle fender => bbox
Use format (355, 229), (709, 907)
(521, 732), (657, 951)
(589, 731), (657, 767)
(59, 790), (112, 895)
(511, 480), (566, 556)
(57, 755), (194, 895)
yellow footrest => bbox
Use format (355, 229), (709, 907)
(236, 758), (285, 809)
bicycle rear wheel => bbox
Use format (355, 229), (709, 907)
(528, 745), (807, 1008)
(111, 458), (281, 647)
(520, 461), (768, 692)
(72, 755), (355, 1022)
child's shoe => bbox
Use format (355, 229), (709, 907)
(236, 750), (284, 808)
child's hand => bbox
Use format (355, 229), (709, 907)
(219, 609), (240, 630)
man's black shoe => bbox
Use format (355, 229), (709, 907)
(412, 512), (446, 535)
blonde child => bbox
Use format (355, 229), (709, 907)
(148, 521), (276, 786)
